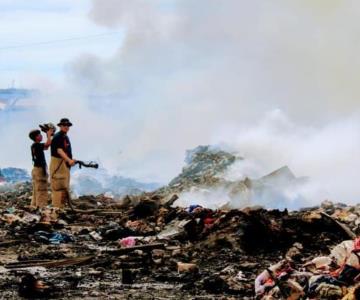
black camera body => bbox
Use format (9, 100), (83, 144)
(39, 123), (56, 136)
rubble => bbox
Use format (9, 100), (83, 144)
(255, 235), (360, 299)
(1, 146), (360, 298)
(1, 181), (360, 299)
(168, 145), (238, 189)
(156, 145), (308, 210)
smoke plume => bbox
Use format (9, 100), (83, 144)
(1, 0), (360, 206)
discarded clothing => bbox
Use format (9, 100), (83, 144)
(119, 237), (137, 248)
(338, 264), (360, 285)
(315, 282), (343, 298)
(34, 231), (74, 244)
(308, 275), (344, 295)
(188, 205), (202, 213)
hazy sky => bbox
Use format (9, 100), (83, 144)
(0, 0), (123, 85)
(1, 1), (360, 204)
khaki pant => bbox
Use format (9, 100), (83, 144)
(31, 167), (49, 208)
(50, 156), (70, 208)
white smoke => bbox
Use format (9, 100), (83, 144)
(176, 110), (360, 209)
(83, 0), (360, 204)
(217, 109), (360, 203)
(1, 1), (360, 206)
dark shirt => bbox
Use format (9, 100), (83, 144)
(31, 143), (46, 167)
(51, 131), (72, 159)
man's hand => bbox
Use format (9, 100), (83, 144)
(47, 128), (54, 137)
(57, 149), (74, 166)
(44, 128), (54, 149)
(67, 159), (76, 166)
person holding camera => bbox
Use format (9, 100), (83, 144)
(50, 118), (76, 208)
(29, 125), (55, 208)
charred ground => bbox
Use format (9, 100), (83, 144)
(0, 146), (357, 299)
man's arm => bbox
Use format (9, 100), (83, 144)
(44, 129), (54, 150)
(57, 148), (76, 166)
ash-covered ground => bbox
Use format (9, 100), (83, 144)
(0, 146), (359, 299)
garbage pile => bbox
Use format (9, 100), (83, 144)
(159, 145), (306, 210)
(0, 182), (32, 201)
(167, 145), (239, 190)
(255, 201), (360, 300)
(0, 181), (360, 299)
(0, 145), (358, 299)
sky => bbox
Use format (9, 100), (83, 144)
(0, 0), (123, 85)
(0, 0), (360, 204)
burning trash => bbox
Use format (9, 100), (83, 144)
(0, 145), (359, 299)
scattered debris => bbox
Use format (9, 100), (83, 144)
(1, 183), (360, 298)
(1, 146), (360, 298)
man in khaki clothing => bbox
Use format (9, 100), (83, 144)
(50, 118), (76, 208)
(29, 127), (54, 208)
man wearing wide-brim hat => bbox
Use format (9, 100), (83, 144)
(50, 118), (76, 208)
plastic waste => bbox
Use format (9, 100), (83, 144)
(119, 237), (136, 248)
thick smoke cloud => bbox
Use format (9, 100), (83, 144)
(84, 0), (360, 120)
(217, 110), (360, 205)
(1, 1), (360, 205)
(69, 0), (360, 199)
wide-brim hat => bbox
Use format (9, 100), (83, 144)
(29, 129), (41, 141)
(57, 118), (73, 127)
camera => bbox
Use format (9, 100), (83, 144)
(39, 123), (56, 136)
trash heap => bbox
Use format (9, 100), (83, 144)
(167, 145), (238, 190)
(0, 183), (360, 299)
(255, 201), (360, 300)
(0, 145), (359, 299)
(159, 145), (306, 209)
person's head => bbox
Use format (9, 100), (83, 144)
(29, 130), (42, 142)
(57, 118), (73, 133)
